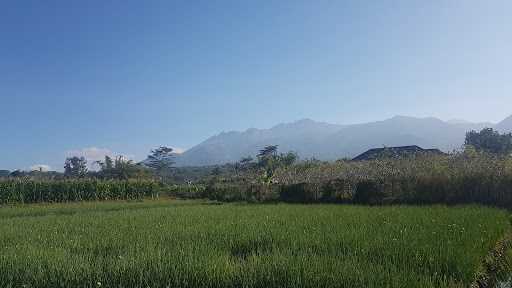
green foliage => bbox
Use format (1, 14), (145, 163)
(473, 231), (512, 287)
(279, 151), (298, 166)
(165, 166), (232, 184)
(279, 183), (323, 203)
(202, 183), (280, 202)
(255, 146), (298, 184)
(0, 201), (508, 287)
(64, 156), (88, 178)
(3, 169), (62, 180)
(353, 180), (387, 204)
(166, 183), (207, 198)
(197, 153), (512, 207)
(465, 128), (512, 155)
(257, 145), (279, 159)
(273, 152), (512, 207)
(95, 156), (151, 180)
(0, 179), (160, 204)
(146, 146), (175, 178)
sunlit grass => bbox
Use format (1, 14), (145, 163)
(0, 200), (508, 287)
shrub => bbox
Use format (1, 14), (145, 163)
(353, 180), (386, 204)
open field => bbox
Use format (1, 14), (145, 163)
(0, 200), (509, 288)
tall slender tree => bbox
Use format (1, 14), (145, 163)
(146, 146), (175, 179)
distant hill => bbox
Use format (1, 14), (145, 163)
(169, 115), (508, 166)
(496, 115), (512, 132)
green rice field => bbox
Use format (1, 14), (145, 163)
(0, 200), (509, 288)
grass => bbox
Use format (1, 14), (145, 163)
(0, 200), (509, 288)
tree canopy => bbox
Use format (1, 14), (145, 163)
(465, 128), (512, 155)
(64, 156), (88, 178)
(146, 146), (175, 179)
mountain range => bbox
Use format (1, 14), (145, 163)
(171, 115), (512, 167)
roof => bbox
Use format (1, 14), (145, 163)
(352, 145), (445, 161)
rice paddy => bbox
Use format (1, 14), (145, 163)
(0, 200), (509, 288)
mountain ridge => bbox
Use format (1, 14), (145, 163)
(171, 115), (508, 167)
(496, 115), (512, 132)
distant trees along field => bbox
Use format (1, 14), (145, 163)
(1, 128), (512, 207)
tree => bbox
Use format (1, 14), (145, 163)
(465, 128), (512, 155)
(255, 146), (300, 183)
(64, 156), (88, 178)
(257, 145), (278, 159)
(95, 155), (149, 180)
(146, 146), (175, 179)
(104, 155), (114, 170)
(257, 145), (282, 183)
(211, 166), (222, 176)
(95, 156), (114, 178)
(278, 151), (298, 167)
(239, 156), (254, 166)
(112, 156), (137, 180)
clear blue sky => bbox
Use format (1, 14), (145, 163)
(1, 0), (511, 171)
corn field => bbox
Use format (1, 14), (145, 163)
(0, 179), (160, 204)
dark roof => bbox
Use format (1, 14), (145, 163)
(352, 145), (445, 161)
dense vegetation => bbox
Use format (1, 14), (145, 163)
(1, 128), (511, 207)
(0, 179), (159, 204)
(465, 128), (512, 155)
(0, 200), (508, 288)
(2, 150), (512, 208)
(176, 151), (512, 209)
(162, 128), (512, 207)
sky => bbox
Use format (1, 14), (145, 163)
(1, 0), (511, 171)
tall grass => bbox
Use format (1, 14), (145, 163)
(197, 153), (512, 207)
(0, 201), (508, 287)
(0, 179), (159, 204)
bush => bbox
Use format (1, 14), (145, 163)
(353, 180), (386, 204)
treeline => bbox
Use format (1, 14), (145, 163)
(1, 146), (176, 181)
(0, 179), (159, 204)
(0, 146), (185, 204)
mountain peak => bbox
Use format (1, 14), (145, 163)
(269, 118), (343, 132)
(499, 114), (512, 123)
(447, 118), (471, 124)
(387, 115), (443, 123)
(294, 118), (316, 124)
(390, 115), (413, 120)
(272, 118), (316, 128)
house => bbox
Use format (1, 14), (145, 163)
(352, 145), (445, 161)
